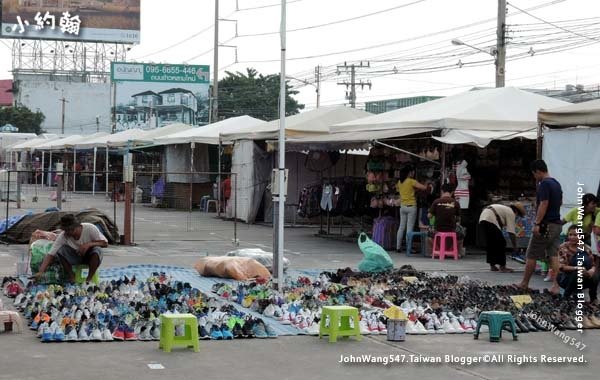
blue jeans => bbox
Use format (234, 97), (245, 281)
(397, 205), (417, 251)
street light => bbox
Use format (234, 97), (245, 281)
(451, 38), (496, 56)
(451, 38), (503, 88)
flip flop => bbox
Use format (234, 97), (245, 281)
(490, 266), (499, 272)
(510, 284), (533, 292)
(499, 267), (515, 273)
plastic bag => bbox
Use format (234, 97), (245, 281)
(357, 232), (393, 273)
(226, 248), (289, 272)
(30, 239), (54, 273)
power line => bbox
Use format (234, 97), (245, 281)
(236, 0), (303, 12)
(237, 0), (427, 37)
(507, 1), (600, 42)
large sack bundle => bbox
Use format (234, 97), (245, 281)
(194, 256), (271, 281)
(225, 248), (290, 272)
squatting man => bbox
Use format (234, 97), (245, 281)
(34, 214), (107, 283)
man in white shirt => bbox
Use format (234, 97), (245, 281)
(34, 214), (108, 283)
(479, 203), (526, 272)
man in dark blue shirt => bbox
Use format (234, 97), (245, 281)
(518, 159), (563, 294)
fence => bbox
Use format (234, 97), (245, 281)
(131, 171), (238, 243)
(1, 169), (122, 242)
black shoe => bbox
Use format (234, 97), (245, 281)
(514, 318), (529, 333)
(529, 318), (547, 331)
(563, 319), (578, 330)
(198, 325), (210, 340)
(521, 317), (537, 332)
(232, 323), (244, 339)
(242, 320), (254, 338)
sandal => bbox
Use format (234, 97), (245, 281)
(499, 267), (514, 273)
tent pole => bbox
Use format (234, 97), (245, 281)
(536, 122), (543, 159)
(41, 151), (45, 188)
(49, 151), (52, 186)
(218, 137), (222, 218)
(73, 149), (76, 193)
(93, 147), (97, 195)
(105, 146), (109, 196)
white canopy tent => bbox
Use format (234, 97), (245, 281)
(538, 100), (600, 209)
(538, 99), (600, 128)
(221, 106), (372, 141)
(155, 116), (266, 146)
(36, 135), (83, 151)
(222, 108), (372, 223)
(9, 134), (58, 151)
(109, 123), (193, 148)
(331, 87), (569, 143)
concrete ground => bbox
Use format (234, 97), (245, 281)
(1, 192), (598, 380)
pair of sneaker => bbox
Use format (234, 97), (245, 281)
(207, 324), (234, 340)
(40, 321), (66, 342)
(111, 323), (138, 341)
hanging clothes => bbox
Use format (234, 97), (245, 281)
(455, 160), (471, 209)
(321, 184), (333, 211)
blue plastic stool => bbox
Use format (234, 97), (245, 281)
(199, 196), (210, 211)
(406, 231), (427, 256)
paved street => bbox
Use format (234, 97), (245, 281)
(1, 194), (598, 380)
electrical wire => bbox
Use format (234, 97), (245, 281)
(237, 0), (427, 37)
(507, 1), (600, 42)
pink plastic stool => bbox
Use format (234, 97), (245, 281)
(432, 232), (459, 260)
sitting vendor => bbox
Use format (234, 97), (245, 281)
(427, 183), (466, 257)
(557, 225), (598, 302)
(34, 214), (107, 283)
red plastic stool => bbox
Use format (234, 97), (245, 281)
(432, 232), (459, 260)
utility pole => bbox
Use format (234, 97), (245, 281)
(496, 0), (507, 87)
(96, 115), (100, 133)
(212, 0), (220, 123)
(60, 97), (66, 135)
(337, 61), (371, 108)
(315, 65), (321, 108)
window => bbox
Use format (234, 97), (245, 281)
(142, 95), (148, 103)
(167, 94), (176, 104)
(181, 96), (188, 105)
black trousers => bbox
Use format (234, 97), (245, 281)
(558, 271), (598, 301)
(480, 221), (506, 267)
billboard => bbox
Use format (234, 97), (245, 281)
(1, 0), (140, 43)
(111, 62), (210, 131)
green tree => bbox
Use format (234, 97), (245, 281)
(0, 106), (45, 134)
(218, 68), (304, 121)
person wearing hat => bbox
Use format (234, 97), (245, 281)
(479, 202), (527, 272)
(34, 214), (107, 283)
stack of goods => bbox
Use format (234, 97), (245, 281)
(212, 266), (600, 335)
(10, 273), (278, 343)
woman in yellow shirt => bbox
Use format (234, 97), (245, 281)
(396, 165), (428, 253)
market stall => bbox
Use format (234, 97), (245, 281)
(283, 87), (569, 247)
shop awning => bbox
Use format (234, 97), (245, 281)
(332, 87), (569, 134)
(9, 135), (59, 151)
(74, 129), (145, 150)
(432, 129), (537, 148)
(538, 98), (600, 128)
(274, 128), (436, 151)
(55, 132), (109, 150)
(221, 106), (372, 141)
(155, 116), (266, 146)
(36, 135), (83, 151)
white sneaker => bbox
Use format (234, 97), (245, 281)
(413, 320), (429, 334)
(359, 319), (371, 335)
(138, 323), (152, 341)
(424, 318), (436, 334)
(66, 326), (78, 341)
(406, 320), (416, 334)
(450, 318), (465, 334)
(78, 322), (90, 341)
(368, 318), (379, 334)
(431, 315), (445, 334)
(441, 319), (457, 334)
(377, 320), (387, 335)
(101, 327), (114, 341)
(458, 316), (474, 333)
(90, 326), (103, 341)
